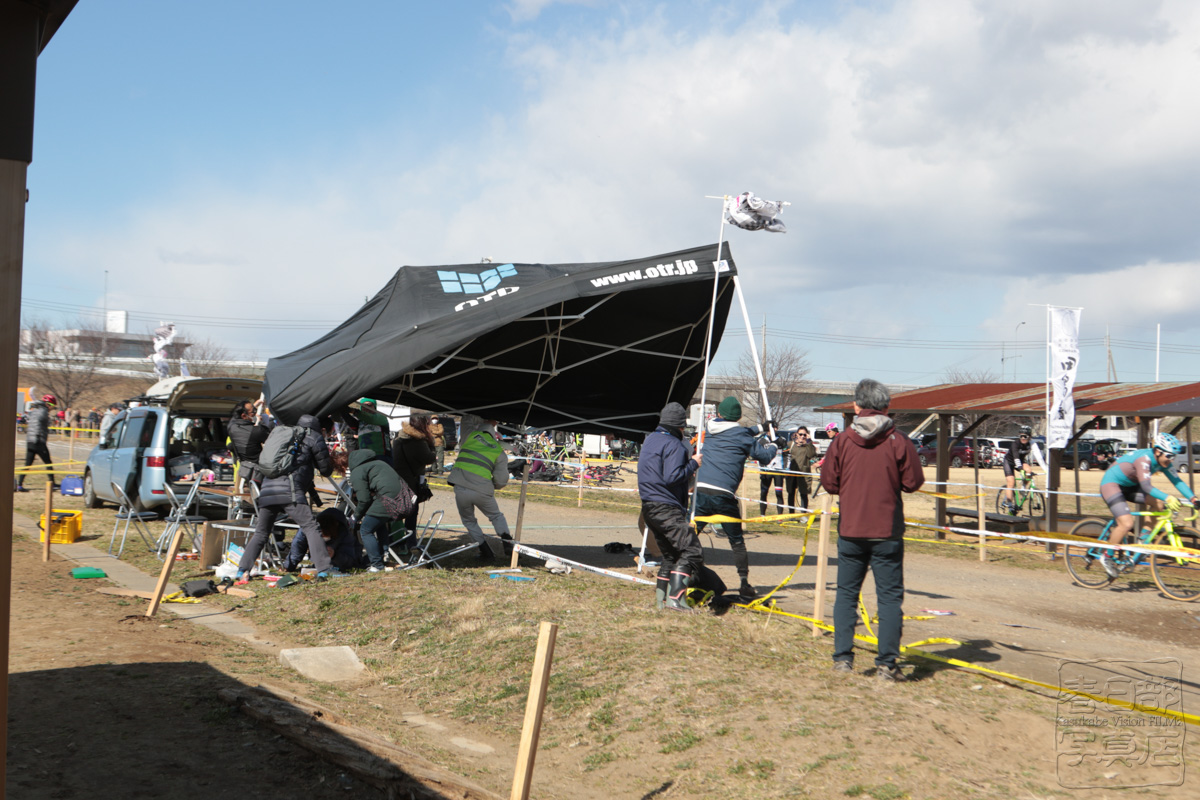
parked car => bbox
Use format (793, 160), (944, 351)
(915, 440), (977, 468)
(812, 428), (837, 455)
(1059, 438), (1121, 471)
(83, 376), (263, 511)
(1175, 442), (1200, 474)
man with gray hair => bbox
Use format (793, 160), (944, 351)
(447, 414), (511, 561)
(819, 378), (924, 683)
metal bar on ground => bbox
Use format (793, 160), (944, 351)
(510, 621), (558, 800)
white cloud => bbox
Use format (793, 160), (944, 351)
(27, 0), (1200, 375)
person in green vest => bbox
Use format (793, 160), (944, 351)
(354, 398), (393, 467)
(447, 415), (511, 562)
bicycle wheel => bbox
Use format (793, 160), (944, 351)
(1065, 518), (1116, 589)
(1027, 489), (1045, 519)
(1151, 526), (1200, 601)
(995, 488), (1009, 516)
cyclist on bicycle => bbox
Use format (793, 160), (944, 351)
(1098, 432), (1199, 577)
(1000, 426), (1046, 512)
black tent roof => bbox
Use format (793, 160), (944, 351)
(264, 243), (738, 435)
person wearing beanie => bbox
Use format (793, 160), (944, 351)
(638, 402), (704, 610)
(693, 396), (780, 598)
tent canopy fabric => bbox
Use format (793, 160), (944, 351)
(264, 243), (738, 435)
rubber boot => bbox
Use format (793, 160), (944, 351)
(664, 564), (694, 611)
(655, 560), (674, 610)
(732, 543), (756, 599)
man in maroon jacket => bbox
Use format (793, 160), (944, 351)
(820, 379), (924, 683)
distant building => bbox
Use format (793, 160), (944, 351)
(20, 311), (190, 360)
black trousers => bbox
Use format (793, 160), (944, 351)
(785, 475), (809, 512)
(641, 501), (703, 571)
(20, 440), (54, 486)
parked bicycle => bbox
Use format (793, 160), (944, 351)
(995, 470), (1044, 518)
(1064, 508), (1200, 601)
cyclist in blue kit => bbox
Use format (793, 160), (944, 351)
(1098, 432), (1199, 577)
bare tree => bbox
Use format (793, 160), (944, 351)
(734, 342), (812, 427)
(180, 336), (234, 377)
(19, 318), (111, 411)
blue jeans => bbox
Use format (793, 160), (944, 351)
(833, 535), (904, 668)
(360, 515), (391, 569)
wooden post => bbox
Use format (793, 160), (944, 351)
(68, 427), (75, 466)
(976, 477), (987, 562)
(811, 493), (834, 637)
(1073, 436), (1081, 516)
(146, 524), (186, 617)
(934, 414), (950, 538)
(510, 621), (558, 800)
(510, 460), (531, 569)
(576, 455), (585, 507)
(1187, 419), (1195, 494)
(42, 480), (52, 562)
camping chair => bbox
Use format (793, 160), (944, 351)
(395, 510), (480, 571)
(108, 481), (160, 558)
(157, 481), (207, 557)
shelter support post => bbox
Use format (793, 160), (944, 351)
(1074, 428), (1081, 516)
(811, 494), (834, 637)
(976, 478), (987, 562)
(576, 455), (585, 507)
(1046, 448), (1061, 549)
(510, 621), (558, 800)
(510, 460), (531, 569)
(1188, 420), (1195, 495)
(934, 415), (950, 537)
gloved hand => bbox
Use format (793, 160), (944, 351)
(1192, 497), (1200, 510)
(774, 436), (789, 450)
(308, 488), (325, 508)
(1165, 496), (1182, 513)
(763, 419), (778, 431)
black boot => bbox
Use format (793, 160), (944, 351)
(665, 564), (694, 611)
(477, 541), (495, 562)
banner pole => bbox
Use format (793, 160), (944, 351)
(690, 203), (728, 522)
(731, 275), (774, 432)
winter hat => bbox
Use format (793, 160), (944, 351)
(659, 402), (687, 427)
(717, 396), (742, 421)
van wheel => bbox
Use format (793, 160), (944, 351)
(1079, 460), (1091, 471)
(950, 456), (963, 468)
(83, 471), (103, 509)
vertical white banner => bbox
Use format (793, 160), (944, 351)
(1047, 306), (1082, 449)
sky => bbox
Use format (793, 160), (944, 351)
(19, 0), (1200, 387)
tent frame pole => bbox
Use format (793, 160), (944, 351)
(690, 204), (729, 521)
(731, 274), (774, 432)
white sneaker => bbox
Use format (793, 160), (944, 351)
(1097, 554), (1119, 579)
(368, 566), (383, 573)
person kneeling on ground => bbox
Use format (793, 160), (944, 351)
(349, 449), (410, 572)
(235, 414), (335, 584)
(280, 507), (364, 573)
(447, 415), (511, 562)
(639, 402), (726, 610)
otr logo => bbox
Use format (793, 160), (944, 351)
(438, 264), (517, 294)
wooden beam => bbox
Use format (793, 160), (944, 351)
(1047, 447), (1061, 547)
(42, 480), (52, 562)
(812, 493), (834, 637)
(510, 621), (558, 800)
(509, 459), (531, 569)
(949, 414), (991, 449)
(935, 415), (950, 537)
(146, 524), (185, 617)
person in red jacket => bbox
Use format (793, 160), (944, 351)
(819, 378), (924, 683)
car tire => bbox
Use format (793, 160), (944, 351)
(1079, 460), (1090, 471)
(83, 471), (103, 509)
(950, 456), (963, 468)
(919, 454), (928, 467)
(1178, 463), (1190, 474)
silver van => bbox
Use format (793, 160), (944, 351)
(83, 377), (263, 511)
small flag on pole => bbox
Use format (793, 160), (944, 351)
(723, 191), (788, 233)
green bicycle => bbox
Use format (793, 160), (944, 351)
(995, 470), (1045, 518)
(1064, 508), (1200, 601)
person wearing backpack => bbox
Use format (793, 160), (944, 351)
(235, 414), (337, 583)
(348, 448), (412, 571)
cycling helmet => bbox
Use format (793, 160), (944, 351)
(1019, 426), (1033, 437)
(825, 422), (839, 432)
(1153, 432), (1184, 455)
(41, 393), (57, 407)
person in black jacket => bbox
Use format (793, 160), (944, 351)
(16, 394), (56, 492)
(236, 414), (335, 582)
(391, 414), (436, 539)
(638, 403), (704, 610)
(227, 399), (271, 485)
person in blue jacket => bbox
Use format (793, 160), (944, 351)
(638, 402), (704, 610)
(693, 396), (780, 598)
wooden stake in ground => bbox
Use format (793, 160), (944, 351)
(510, 459), (531, 569)
(811, 493), (834, 637)
(576, 455), (585, 507)
(146, 522), (187, 617)
(511, 621), (558, 800)
(43, 481), (52, 562)
(976, 482), (987, 562)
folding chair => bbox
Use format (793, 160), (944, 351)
(157, 481), (207, 557)
(395, 510), (480, 570)
(109, 481), (160, 558)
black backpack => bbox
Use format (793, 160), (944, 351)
(255, 425), (307, 479)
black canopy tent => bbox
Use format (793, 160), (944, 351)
(264, 243), (738, 435)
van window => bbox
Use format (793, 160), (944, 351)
(139, 411), (158, 448)
(118, 415), (145, 449)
